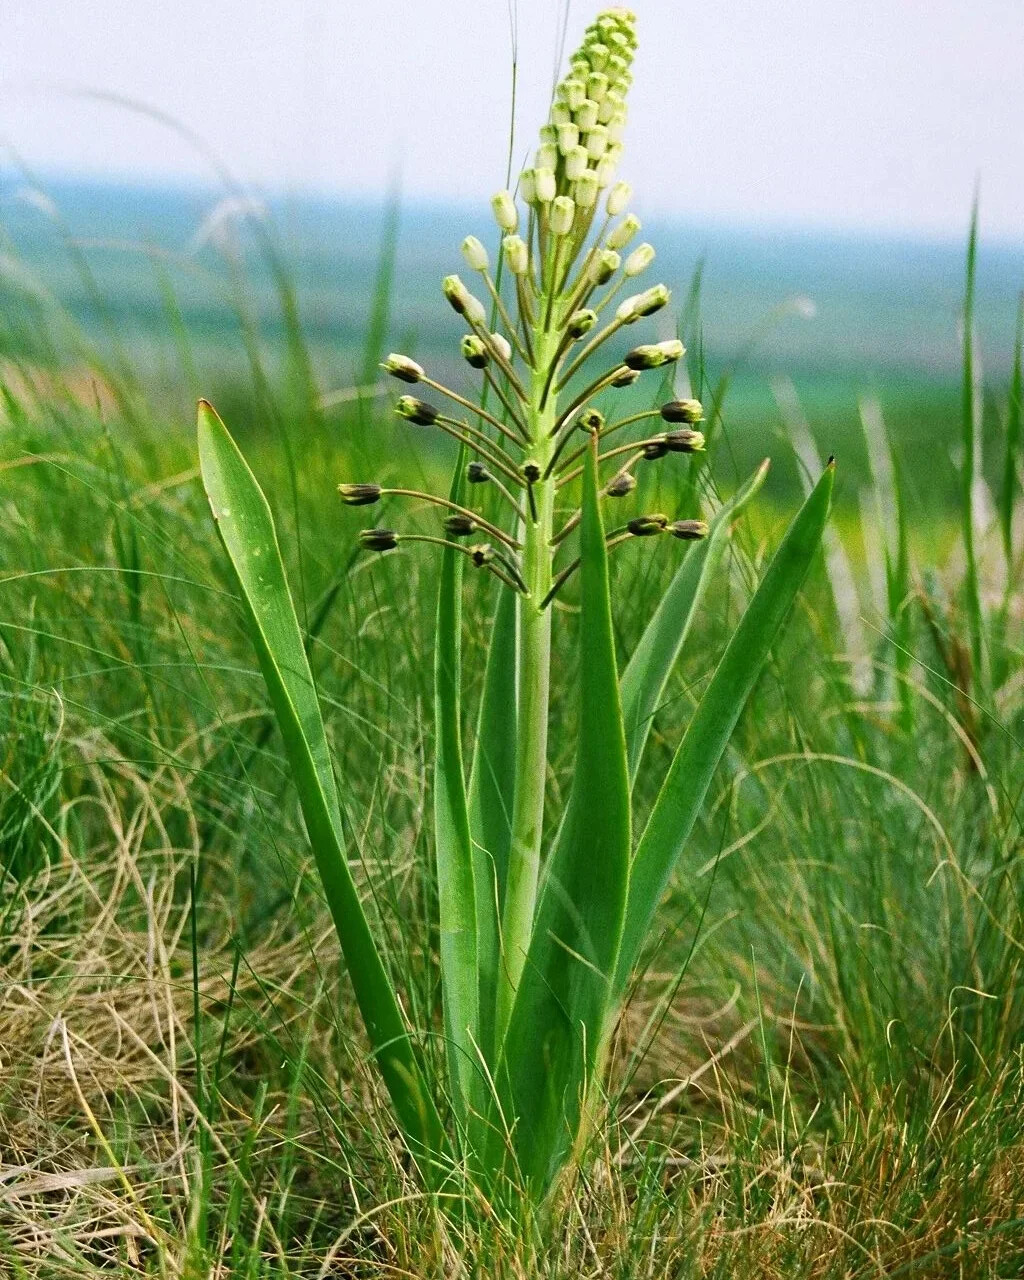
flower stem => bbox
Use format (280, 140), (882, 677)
(497, 321), (559, 1039)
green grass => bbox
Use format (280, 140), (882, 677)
(1, 175), (1023, 1275)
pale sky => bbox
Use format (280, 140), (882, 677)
(3, 1), (1023, 240)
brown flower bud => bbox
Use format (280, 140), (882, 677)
(627, 513), (668, 537)
(668, 519), (709, 540)
(338, 483), (382, 506)
(359, 528), (399, 552)
(660, 398), (704, 424)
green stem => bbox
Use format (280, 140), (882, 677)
(497, 323), (558, 1040)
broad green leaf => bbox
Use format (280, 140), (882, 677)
(433, 453), (481, 1127)
(620, 459), (769, 782)
(615, 462), (834, 997)
(493, 436), (631, 1197)
(467, 582), (517, 1070)
(196, 401), (447, 1171)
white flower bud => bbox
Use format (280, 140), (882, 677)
(382, 353), (425, 383)
(558, 122), (580, 154)
(616, 293), (641, 323)
(575, 99), (600, 131)
(574, 170), (600, 209)
(585, 125), (609, 159)
(534, 167), (556, 203)
(656, 338), (685, 361)
(607, 115), (626, 145)
(606, 142), (624, 166)
(606, 181), (632, 216)
(563, 78), (586, 110)
(491, 189), (518, 231)
(490, 332), (512, 362)
(565, 145), (589, 181)
(624, 242), (655, 277)
(519, 169), (537, 205)
(502, 234), (529, 274)
(595, 157), (617, 188)
(587, 72), (609, 102)
(463, 293), (487, 326)
(461, 235), (489, 273)
(607, 212), (641, 250)
(536, 143), (558, 172)
(550, 195), (576, 236)
(598, 91), (623, 124)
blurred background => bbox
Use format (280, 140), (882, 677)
(2, 0), (1023, 499)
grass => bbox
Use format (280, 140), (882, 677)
(1, 107), (1023, 1280)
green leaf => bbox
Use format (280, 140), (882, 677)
(196, 400), (447, 1172)
(1001, 292), (1023, 569)
(433, 453), (482, 1128)
(615, 462), (834, 997)
(494, 435), (631, 1197)
(467, 582), (517, 1070)
(620, 459), (769, 782)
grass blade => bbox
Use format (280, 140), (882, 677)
(620, 458), (769, 782)
(433, 453), (482, 1128)
(1001, 292), (1023, 570)
(615, 461), (835, 996)
(494, 435), (631, 1197)
(196, 400), (447, 1170)
(961, 197), (985, 684)
(467, 582), (517, 1070)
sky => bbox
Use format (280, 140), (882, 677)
(3, 1), (1023, 241)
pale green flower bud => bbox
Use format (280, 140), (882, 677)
(608, 52), (629, 76)
(585, 125), (609, 159)
(606, 142), (624, 166)
(575, 170), (600, 208)
(551, 101), (572, 127)
(461, 235), (489, 272)
(607, 115), (626, 145)
(665, 429), (706, 453)
(588, 42), (610, 70)
(395, 395), (439, 425)
(519, 169), (537, 204)
(592, 248), (621, 284)
(595, 157), (617, 188)
(628, 513), (669, 537)
(577, 407), (605, 433)
(661, 398), (704, 424)
(623, 242), (655, 277)
(490, 332), (513, 362)
(624, 339), (684, 370)
(558, 122), (580, 154)
(607, 212), (641, 250)
(382, 353), (424, 383)
(610, 366), (641, 387)
(461, 334), (489, 368)
(598, 91), (623, 124)
(571, 57), (590, 79)
(565, 146), (589, 181)
(534, 168), (557, 203)
(567, 308), (598, 338)
(587, 71), (609, 102)
(540, 123), (558, 145)
(563, 78), (586, 110)
(536, 143), (558, 172)
(491, 189), (518, 231)
(606, 180), (632, 216)
(444, 274), (487, 326)
(502, 234), (529, 274)
(575, 99), (600, 131)
(551, 195), (576, 236)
